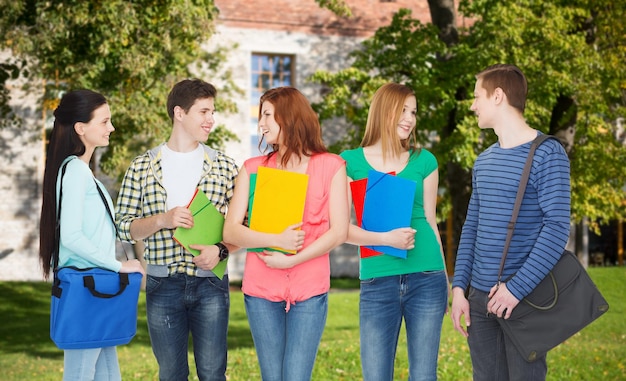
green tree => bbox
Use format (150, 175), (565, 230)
(0, 0), (354, 179)
(311, 0), (626, 257)
(0, 0), (239, 180)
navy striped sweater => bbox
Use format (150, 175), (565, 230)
(452, 134), (571, 300)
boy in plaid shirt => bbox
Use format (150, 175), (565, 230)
(116, 79), (238, 381)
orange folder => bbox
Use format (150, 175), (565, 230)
(249, 166), (309, 254)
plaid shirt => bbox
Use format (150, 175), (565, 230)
(115, 143), (238, 276)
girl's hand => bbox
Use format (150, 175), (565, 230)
(119, 259), (145, 275)
(256, 250), (296, 269)
(383, 227), (416, 249)
(277, 222), (305, 251)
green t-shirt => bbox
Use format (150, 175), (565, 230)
(340, 147), (444, 279)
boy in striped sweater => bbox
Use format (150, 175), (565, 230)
(450, 64), (571, 381)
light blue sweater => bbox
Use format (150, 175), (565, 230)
(56, 157), (121, 272)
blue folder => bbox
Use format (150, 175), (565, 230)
(362, 170), (417, 258)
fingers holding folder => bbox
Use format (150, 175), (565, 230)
(276, 223), (306, 252)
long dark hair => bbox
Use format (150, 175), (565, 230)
(39, 90), (107, 279)
(258, 87), (327, 168)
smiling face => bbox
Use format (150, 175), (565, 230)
(258, 101), (281, 145)
(178, 97), (215, 142)
(396, 95), (417, 140)
(77, 103), (114, 150)
(470, 79), (496, 129)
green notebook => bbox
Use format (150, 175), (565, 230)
(173, 188), (227, 279)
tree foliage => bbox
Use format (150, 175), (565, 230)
(314, 0), (352, 17)
(0, 0), (240, 180)
(0, 0), (370, 179)
(312, 0), (626, 235)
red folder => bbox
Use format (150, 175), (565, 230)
(350, 178), (382, 258)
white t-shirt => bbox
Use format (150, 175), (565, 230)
(161, 144), (204, 210)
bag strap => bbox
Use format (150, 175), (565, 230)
(83, 272), (131, 298)
(497, 134), (557, 283)
(52, 160), (71, 272)
(93, 178), (129, 260)
(53, 158), (128, 273)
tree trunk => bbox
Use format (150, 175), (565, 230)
(427, 0), (459, 46)
(549, 94), (576, 154)
(427, 0), (470, 270)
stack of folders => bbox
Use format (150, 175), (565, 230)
(350, 170), (417, 259)
(173, 188), (228, 279)
(248, 166), (309, 254)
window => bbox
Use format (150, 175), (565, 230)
(250, 54), (294, 155)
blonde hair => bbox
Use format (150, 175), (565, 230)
(361, 83), (418, 160)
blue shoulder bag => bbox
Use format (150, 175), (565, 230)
(50, 159), (143, 349)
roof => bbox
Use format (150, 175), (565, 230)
(214, 0), (434, 37)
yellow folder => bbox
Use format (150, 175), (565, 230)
(249, 166), (309, 254)
(173, 188), (227, 279)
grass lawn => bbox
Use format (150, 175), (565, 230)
(1, 267), (624, 380)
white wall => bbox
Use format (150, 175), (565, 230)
(0, 50), (45, 280)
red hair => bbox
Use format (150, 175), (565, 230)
(258, 87), (327, 167)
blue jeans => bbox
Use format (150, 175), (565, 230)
(146, 274), (230, 381)
(244, 293), (328, 381)
(63, 347), (121, 381)
(359, 271), (448, 381)
(467, 287), (547, 381)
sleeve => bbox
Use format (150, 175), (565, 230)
(224, 157), (239, 205)
(506, 140), (571, 299)
(59, 161), (121, 271)
(115, 156), (145, 242)
(326, 153), (346, 177)
(339, 149), (357, 179)
(419, 149), (438, 177)
(243, 156), (266, 176)
(451, 168), (479, 290)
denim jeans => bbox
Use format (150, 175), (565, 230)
(146, 274), (230, 381)
(467, 287), (547, 381)
(244, 293), (328, 381)
(359, 271), (448, 381)
(63, 347), (121, 381)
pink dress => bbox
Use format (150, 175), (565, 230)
(241, 153), (345, 310)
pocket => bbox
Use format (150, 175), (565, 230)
(145, 275), (162, 294)
(205, 275), (230, 292)
(304, 192), (328, 226)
